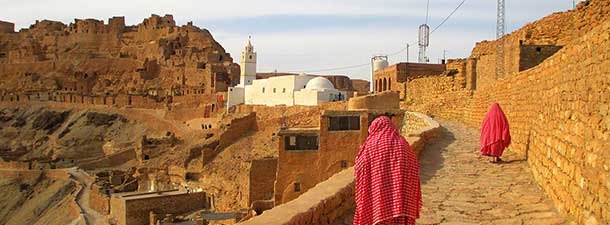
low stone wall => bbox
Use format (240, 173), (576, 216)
(237, 112), (440, 225)
(402, 112), (441, 156)
(79, 149), (137, 170)
(238, 167), (355, 225)
(348, 91), (400, 110)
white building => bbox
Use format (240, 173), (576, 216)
(227, 38), (347, 108)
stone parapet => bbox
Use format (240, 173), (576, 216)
(402, 6), (610, 223)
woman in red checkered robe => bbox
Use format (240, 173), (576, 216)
(354, 116), (421, 225)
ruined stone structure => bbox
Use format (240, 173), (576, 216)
(373, 63), (446, 99)
(350, 79), (370, 94)
(0, 21), (14, 33)
(0, 15), (239, 110)
(400, 1), (610, 223)
(110, 190), (208, 225)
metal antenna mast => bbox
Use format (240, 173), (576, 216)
(496, 0), (506, 79)
(418, 0), (431, 63)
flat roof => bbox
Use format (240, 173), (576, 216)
(322, 109), (404, 116)
(113, 189), (202, 201)
(277, 127), (319, 135)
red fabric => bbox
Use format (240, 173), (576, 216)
(354, 116), (421, 225)
(218, 95), (224, 105)
(480, 102), (511, 157)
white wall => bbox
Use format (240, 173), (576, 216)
(227, 86), (245, 108)
(239, 75), (345, 107)
(245, 76), (307, 106)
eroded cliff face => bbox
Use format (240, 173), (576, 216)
(0, 171), (79, 225)
(0, 106), (153, 167)
(0, 14), (240, 99)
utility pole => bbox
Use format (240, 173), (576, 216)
(573, 0), (576, 9)
(406, 44), (410, 62)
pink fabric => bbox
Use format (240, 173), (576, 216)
(480, 103), (511, 157)
(354, 116), (421, 225)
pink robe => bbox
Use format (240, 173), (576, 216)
(354, 116), (421, 225)
(480, 103), (511, 157)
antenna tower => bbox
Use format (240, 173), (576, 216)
(418, 0), (431, 63)
(496, 0), (506, 79)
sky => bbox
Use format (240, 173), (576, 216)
(1, 0), (579, 80)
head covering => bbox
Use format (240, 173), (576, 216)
(354, 116), (421, 225)
(480, 102), (511, 157)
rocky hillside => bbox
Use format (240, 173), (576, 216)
(0, 106), (154, 167)
(0, 14), (240, 98)
(0, 171), (79, 225)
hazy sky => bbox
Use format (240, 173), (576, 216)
(1, 0), (578, 80)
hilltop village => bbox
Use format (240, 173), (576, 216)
(0, 0), (609, 225)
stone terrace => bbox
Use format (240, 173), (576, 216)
(333, 120), (566, 225)
(415, 121), (565, 224)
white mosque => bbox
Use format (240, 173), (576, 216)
(227, 37), (347, 108)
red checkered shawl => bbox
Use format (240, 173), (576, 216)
(354, 116), (421, 225)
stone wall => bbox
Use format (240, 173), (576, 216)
(347, 91), (399, 111)
(90, 184), (111, 215)
(401, 112), (441, 156)
(0, 92), (225, 112)
(0, 21), (14, 33)
(248, 158), (278, 206)
(403, 10), (610, 223)
(79, 149), (137, 170)
(111, 190), (207, 225)
(237, 112), (440, 225)
(373, 63), (446, 98)
(235, 101), (348, 128)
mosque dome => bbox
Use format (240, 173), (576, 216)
(305, 77), (335, 91)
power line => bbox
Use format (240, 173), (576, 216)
(286, 63), (371, 73)
(289, 0), (468, 73)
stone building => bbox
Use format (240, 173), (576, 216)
(373, 63), (446, 99)
(0, 21), (14, 33)
(110, 189), (208, 225)
(274, 92), (403, 204)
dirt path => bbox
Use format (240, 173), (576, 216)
(67, 168), (106, 225)
(416, 120), (566, 225)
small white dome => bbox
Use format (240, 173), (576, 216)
(305, 77), (335, 90)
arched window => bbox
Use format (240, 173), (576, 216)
(388, 78), (392, 90)
(383, 78), (387, 91)
(376, 80), (381, 92)
(375, 80), (379, 92)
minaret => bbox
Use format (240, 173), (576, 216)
(240, 36), (257, 86)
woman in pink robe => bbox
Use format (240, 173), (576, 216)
(480, 102), (511, 163)
(354, 116), (421, 225)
